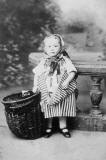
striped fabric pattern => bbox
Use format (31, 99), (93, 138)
(41, 93), (76, 118)
(38, 72), (77, 118)
(52, 71), (77, 104)
(38, 73), (48, 102)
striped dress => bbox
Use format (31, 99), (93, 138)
(33, 55), (77, 118)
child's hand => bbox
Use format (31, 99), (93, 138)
(61, 80), (69, 89)
(47, 97), (53, 106)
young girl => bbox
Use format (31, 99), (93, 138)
(32, 34), (77, 138)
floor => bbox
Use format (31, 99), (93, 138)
(1, 126), (106, 160)
(0, 86), (106, 160)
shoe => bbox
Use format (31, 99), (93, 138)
(44, 128), (52, 138)
(60, 128), (71, 138)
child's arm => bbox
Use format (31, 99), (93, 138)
(46, 71), (77, 106)
(61, 71), (76, 89)
(32, 74), (39, 93)
(61, 56), (77, 89)
(32, 59), (45, 93)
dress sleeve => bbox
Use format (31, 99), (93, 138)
(63, 56), (77, 74)
(32, 59), (45, 92)
(32, 59), (45, 75)
(32, 74), (38, 92)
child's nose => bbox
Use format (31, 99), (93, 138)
(51, 46), (55, 49)
(50, 47), (54, 51)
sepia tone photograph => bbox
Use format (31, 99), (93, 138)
(0, 0), (106, 159)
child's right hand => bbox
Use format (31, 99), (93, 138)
(47, 97), (53, 106)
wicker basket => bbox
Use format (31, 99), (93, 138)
(2, 91), (45, 139)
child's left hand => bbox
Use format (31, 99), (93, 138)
(61, 80), (69, 89)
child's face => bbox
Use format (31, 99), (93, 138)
(44, 37), (61, 57)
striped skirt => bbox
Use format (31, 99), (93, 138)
(41, 93), (76, 118)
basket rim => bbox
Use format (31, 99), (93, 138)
(1, 91), (40, 104)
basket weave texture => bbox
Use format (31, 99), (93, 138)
(2, 91), (45, 139)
